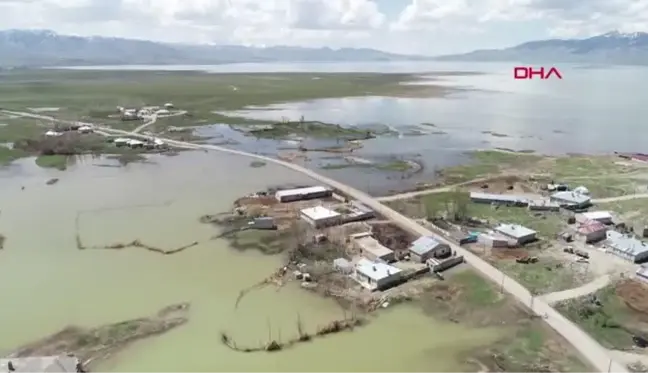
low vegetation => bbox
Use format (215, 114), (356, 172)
(35, 154), (68, 170)
(557, 281), (648, 350)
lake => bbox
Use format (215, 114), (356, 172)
(84, 61), (648, 194)
(0, 152), (503, 371)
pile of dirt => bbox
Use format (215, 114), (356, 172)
(490, 248), (529, 260)
(370, 223), (416, 253)
(616, 280), (648, 316)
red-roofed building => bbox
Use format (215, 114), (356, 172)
(577, 219), (608, 243)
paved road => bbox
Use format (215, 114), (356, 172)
(540, 275), (611, 305)
(3, 109), (627, 373)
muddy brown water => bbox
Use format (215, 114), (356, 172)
(0, 151), (505, 371)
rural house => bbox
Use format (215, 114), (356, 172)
(407, 236), (450, 263)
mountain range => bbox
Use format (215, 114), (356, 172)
(0, 29), (647, 67)
(0, 29), (427, 67)
(435, 31), (648, 65)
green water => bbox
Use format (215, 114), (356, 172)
(0, 152), (504, 371)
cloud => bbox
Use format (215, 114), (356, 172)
(391, 0), (648, 37)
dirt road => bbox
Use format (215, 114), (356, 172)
(540, 275), (611, 304)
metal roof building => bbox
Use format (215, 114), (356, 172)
(469, 192), (529, 206)
(408, 236), (450, 263)
(550, 191), (591, 208)
(275, 186), (333, 202)
(495, 224), (537, 244)
(605, 231), (648, 263)
(353, 258), (402, 291)
(580, 211), (613, 224)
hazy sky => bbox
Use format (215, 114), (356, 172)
(1, 0), (646, 55)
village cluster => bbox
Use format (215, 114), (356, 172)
(458, 182), (648, 281)
(245, 185), (465, 292)
(117, 103), (175, 121)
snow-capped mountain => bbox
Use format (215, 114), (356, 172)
(436, 31), (648, 65)
(0, 29), (429, 67)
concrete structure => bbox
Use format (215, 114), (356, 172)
(300, 206), (341, 228)
(528, 199), (561, 212)
(52, 113), (627, 373)
(494, 224), (537, 245)
(0, 356), (81, 372)
(636, 265), (648, 284)
(469, 192), (529, 206)
(45, 130), (63, 137)
(408, 236), (450, 263)
(248, 217), (276, 230)
(333, 258), (353, 274)
(113, 137), (130, 146)
(577, 220), (608, 243)
(275, 186), (333, 202)
(605, 231), (648, 263)
(78, 125), (93, 133)
(428, 255), (464, 272)
(550, 191), (591, 208)
(164, 102), (174, 108)
(351, 232), (395, 262)
(341, 200), (374, 223)
(478, 233), (510, 248)
(578, 211), (613, 225)
(352, 258), (402, 291)
(127, 139), (144, 148)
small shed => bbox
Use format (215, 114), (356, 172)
(408, 236), (450, 263)
(577, 220), (608, 243)
(248, 217), (276, 230)
(333, 258), (353, 274)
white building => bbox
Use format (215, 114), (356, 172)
(114, 137), (131, 146)
(469, 192), (529, 206)
(127, 139), (144, 148)
(408, 236), (450, 263)
(352, 258), (402, 291)
(576, 220), (608, 243)
(494, 224), (537, 245)
(45, 130), (62, 137)
(577, 211), (613, 225)
(164, 102), (174, 109)
(605, 231), (648, 263)
(0, 356), (80, 372)
(300, 206), (341, 228)
(77, 125), (93, 133)
(275, 186), (333, 202)
(550, 191), (591, 208)
(351, 232), (395, 262)
(478, 233), (510, 248)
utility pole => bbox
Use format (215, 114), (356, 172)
(500, 272), (505, 293)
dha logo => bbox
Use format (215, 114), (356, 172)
(513, 66), (563, 80)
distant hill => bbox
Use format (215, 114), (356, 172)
(0, 29), (430, 67)
(435, 31), (648, 65)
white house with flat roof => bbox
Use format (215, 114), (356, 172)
(275, 186), (333, 202)
(494, 224), (537, 245)
(605, 231), (648, 263)
(299, 206), (341, 228)
(550, 191), (591, 208)
(352, 258), (402, 291)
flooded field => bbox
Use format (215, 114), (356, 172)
(0, 151), (506, 371)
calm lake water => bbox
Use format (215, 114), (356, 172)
(66, 61), (648, 193)
(0, 152), (503, 371)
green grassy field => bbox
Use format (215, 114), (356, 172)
(0, 70), (442, 125)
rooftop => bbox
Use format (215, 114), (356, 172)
(469, 192), (528, 203)
(275, 186), (331, 198)
(355, 258), (401, 281)
(0, 356), (79, 372)
(354, 235), (393, 258)
(495, 224), (537, 238)
(300, 206), (340, 220)
(577, 220), (608, 234)
(606, 231), (648, 256)
(528, 199), (560, 207)
(409, 236), (444, 255)
(551, 191), (591, 204)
